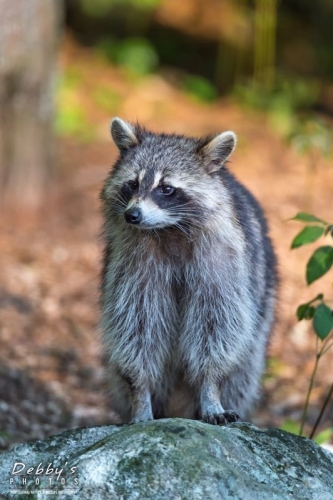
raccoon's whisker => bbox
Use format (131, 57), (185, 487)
(116, 193), (128, 207)
(113, 194), (128, 214)
(166, 214), (195, 228)
(141, 216), (158, 226)
(170, 215), (203, 231)
(167, 208), (202, 217)
(167, 207), (199, 214)
(173, 222), (193, 238)
(151, 228), (161, 241)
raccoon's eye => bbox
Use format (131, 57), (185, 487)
(160, 186), (175, 196)
(128, 180), (139, 190)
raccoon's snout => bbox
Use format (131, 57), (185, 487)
(124, 207), (142, 225)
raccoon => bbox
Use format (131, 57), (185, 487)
(100, 117), (277, 425)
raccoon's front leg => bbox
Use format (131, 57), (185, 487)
(119, 373), (153, 423)
(200, 380), (239, 425)
(129, 383), (153, 423)
(180, 264), (252, 425)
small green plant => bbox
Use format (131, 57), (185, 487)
(288, 118), (331, 159)
(287, 117), (332, 209)
(117, 37), (159, 76)
(55, 75), (96, 142)
(96, 37), (159, 77)
(183, 75), (218, 103)
(291, 212), (333, 439)
(234, 77), (319, 116)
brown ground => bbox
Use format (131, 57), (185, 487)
(1, 38), (332, 449)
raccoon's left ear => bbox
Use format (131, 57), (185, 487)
(110, 117), (139, 152)
(198, 131), (237, 173)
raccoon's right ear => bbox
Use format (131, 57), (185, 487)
(110, 118), (139, 152)
(198, 131), (237, 173)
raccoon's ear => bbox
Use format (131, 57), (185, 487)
(110, 117), (139, 152)
(198, 131), (237, 173)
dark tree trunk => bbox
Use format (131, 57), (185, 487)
(0, 0), (62, 207)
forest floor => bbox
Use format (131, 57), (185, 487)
(1, 37), (333, 449)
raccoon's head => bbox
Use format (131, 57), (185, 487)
(102, 118), (237, 231)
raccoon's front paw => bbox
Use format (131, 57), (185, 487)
(130, 408), (154, 424)
(130, 416), (154, 424)
(202, 410), (239, 425)
(222, 410), (239, 423)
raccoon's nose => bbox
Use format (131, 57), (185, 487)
(124, 207), (142, 224)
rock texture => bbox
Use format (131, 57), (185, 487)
(0, 419), (332, 500)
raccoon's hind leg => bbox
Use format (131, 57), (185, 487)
(199, 380), (239, 425)
(220, 335), (270, 421)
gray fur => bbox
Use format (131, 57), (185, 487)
(100, 118), (277, 424)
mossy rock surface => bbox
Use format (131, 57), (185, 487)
(0, 419), (333, 499)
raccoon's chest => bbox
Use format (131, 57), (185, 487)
(153, 229), (193, 264)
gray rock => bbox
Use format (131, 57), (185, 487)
(0, 419), (332, 500)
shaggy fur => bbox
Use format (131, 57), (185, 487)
(100, 118), (277, 424)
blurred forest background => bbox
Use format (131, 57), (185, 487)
(0, 0), (333, 449)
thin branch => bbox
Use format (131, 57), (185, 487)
(299, 341), (321, 436)
(322, 342), (333, 356)
(309, 382), (333, 440)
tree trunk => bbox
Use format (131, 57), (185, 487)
(0, 0), (62, 207)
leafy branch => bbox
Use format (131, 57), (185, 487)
(291, 212), (333, 438)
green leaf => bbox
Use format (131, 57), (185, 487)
(291, 226), (324, 249)
(296, 294), (324, 320)
(291, 213), (328, 225)
(313, 303), (333, 340)
(306, 246), (333, 284)
(297, 304), (315, 320)
(296, 304), (308, 320)
(304, 306), (316, 319)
